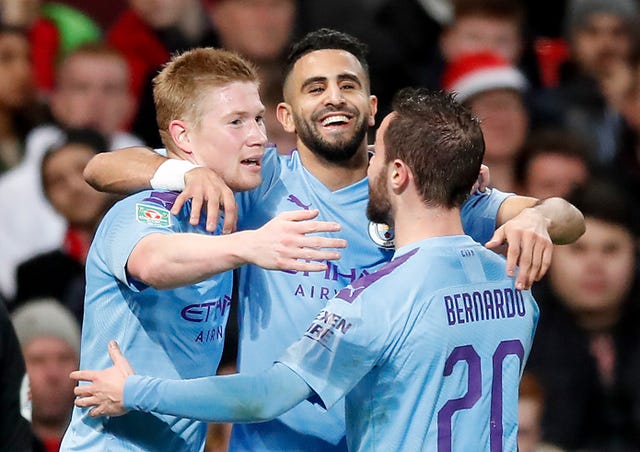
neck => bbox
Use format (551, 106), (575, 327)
(392, 200), (465, 249)
(575, 308), (621, 332)
(296, 141), (369, 191)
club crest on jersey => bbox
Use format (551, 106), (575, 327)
(368, 221), (394, 249)
(136, 203), (172, 227)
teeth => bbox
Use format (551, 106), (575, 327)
(322, 115), (349, 126)
(243, 159), (259, 166)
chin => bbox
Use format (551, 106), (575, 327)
(232, 177), (262, 193)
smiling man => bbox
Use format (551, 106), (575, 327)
(80, 29), (584, 451)
(59, 47), (346, 452)
(73, 89), (540, 452)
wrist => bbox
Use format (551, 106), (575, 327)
(150, 159), (199, 191)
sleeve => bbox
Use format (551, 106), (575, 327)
(277, 289), (390, 410)
(123, 362), (312, 423)
(461, 188), (512, 244)
(93, 195), (177, 291)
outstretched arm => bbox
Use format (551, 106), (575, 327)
(487, 196), (585, 290)
(72, 341), (312, 422)
(128, 209), (347, 289)
(84, 147), (237, 233)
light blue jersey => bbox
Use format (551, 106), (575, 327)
(231, 148), (512, 450)
(61, 190), (232, 452)
(279, 235), (539, 452)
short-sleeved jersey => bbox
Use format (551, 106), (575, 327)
(61, 190), (232, 452)
(231, 148), (512, 449)
(279, 235), (539, 452)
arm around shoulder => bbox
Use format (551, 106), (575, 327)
(84, 146), (165, 194)
(497, 196), (585, 245)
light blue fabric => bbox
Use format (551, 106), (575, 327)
(125, 362), (312, 422)
(122, 234), (538, 451)
(61, 190), (232, 452)
(279, 235), (539, 451)
(231, 148), (512, 448)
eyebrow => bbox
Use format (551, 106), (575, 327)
(222, 106), (266, 119)
(300, 73), (363, 91)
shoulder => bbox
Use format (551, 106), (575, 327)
(334, 248), (420, 305)
(463, 188), (513, 208)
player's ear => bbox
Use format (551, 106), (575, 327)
(168, 120), (193, 155)
(368, 95), (378, 127)
(390, 160), (409, 191)
(277, 102), (296, 133)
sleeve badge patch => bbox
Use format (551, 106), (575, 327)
(136, 203), (172, 227)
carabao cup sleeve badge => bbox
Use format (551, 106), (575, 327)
(368, 221), (395, 249)
(136, 203), (172, 227)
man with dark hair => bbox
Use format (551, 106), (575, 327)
(515, 128), (591, 199)
(81, 29), (583, 451)
(73, 88), (540, 452)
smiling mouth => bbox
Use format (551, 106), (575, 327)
(321, 115), (351, 127)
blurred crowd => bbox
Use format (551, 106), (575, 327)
(2, 0), (640, 451)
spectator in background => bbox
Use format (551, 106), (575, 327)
(206, 0), (297, 69)
(378, 0), (534, 91)
(515, 128), (591, 199)
(12, 298), (81, 452)
(12, 129), (116, 323)
(518, 371), (565, 452)
(443, 51), (529, 192)
(107, 0), (216, 105)
(204, 0), (298, 153)
(0, 25), (47, 174)
(518, 372), (544, 452)
(599, 50), (640, 205)
(538, 0), (638, 165)
(0, 43), (141, 302)
(527, 178), (640, 450)
(441, 0), (526, 70)
(0, 0), (101, 97)
(0, 300), (33, 451)
(107, 0), (219, 147)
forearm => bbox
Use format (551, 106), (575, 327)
(497, 196), (585, 245)
(124, 363), (312, 423)
(84, 146), (164, 194)
(128, 231), (259, 289)
(527, 197), (585, 244)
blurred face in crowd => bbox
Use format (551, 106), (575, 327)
(517, 396), (543, 452)
(441, 16), (522, 64)
(467, 89), (528, 163)
(43, 143), (112, 229)
(571, 13), (632, 78)
(279, 49), (377, 163)
(0, 31), (33, 109)
(521, 152), (589, 199)
(23, 337), (78, 428)
(50, 53), (134, 136)
(549, 217), (636, 328)
(129, 0), (188, 28)
(209, 0), (296, 63)
(176, 81), (267, 192)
